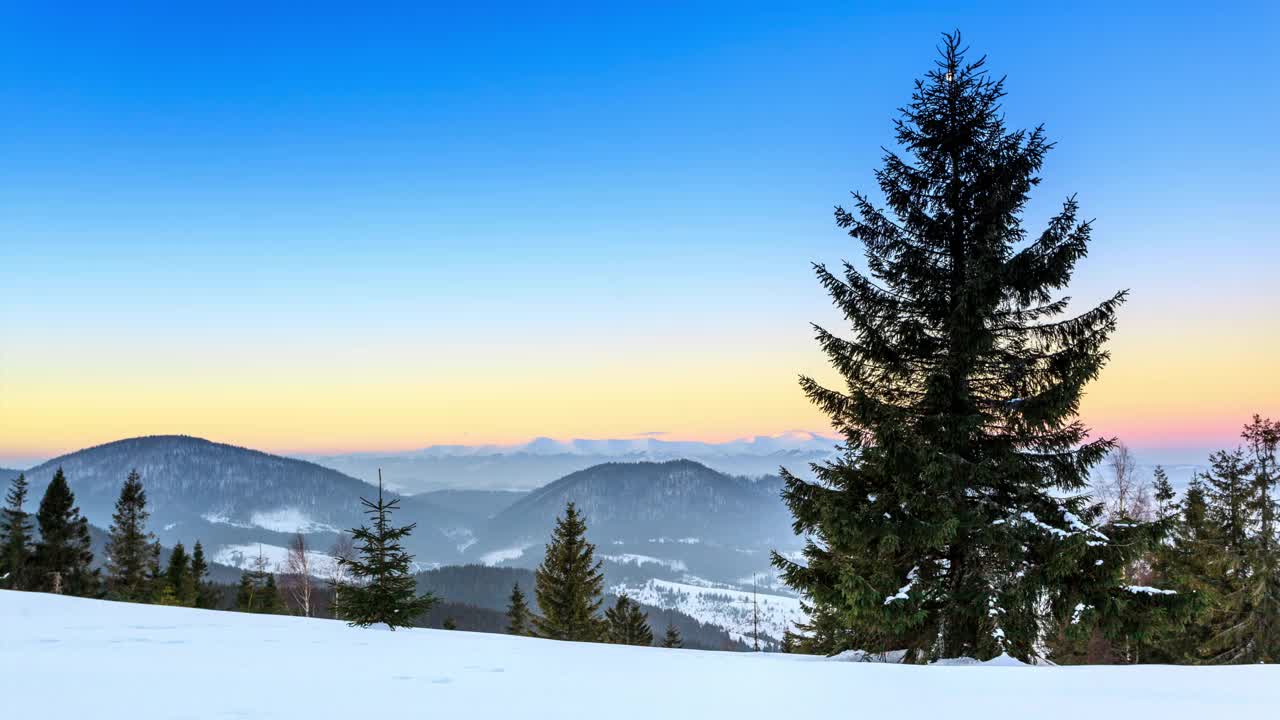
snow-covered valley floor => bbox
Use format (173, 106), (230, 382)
(2, 590), (1277, 719)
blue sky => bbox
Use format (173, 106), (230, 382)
(1, 2), (1277, 465)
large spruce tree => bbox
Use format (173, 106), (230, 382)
(333, 476), (436, 629)
(105, 469), (154, 601)
(1, 473), (33, 590)
(32, 468), (99, 596)
(534, 501), (605, 641)
(772, 33), (1168, 662)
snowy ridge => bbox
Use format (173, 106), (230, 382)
(204, 508), (340, 534)
(394, 431), (837, 458)
(306, 432), (839, 492)
(601, 554), (688, 572)
(6, 591), (1278, 720)
(211, 543), (337, 577)
(611, 578), (805, 645)
(246, 509), (339, 534)
(479, 544), (532, 566)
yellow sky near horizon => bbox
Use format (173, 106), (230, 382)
(3, 311), (1275, 465)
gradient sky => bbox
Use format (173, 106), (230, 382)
(2, 2), (1277, 467)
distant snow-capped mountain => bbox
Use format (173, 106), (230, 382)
(416, 431), (837, 457)
(306, 432), (838, 492)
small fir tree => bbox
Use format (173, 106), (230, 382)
(234, 572), (257, 612)
(1203, 450), (1253, 556)
(1152, 467), (1177, 519)
(145, 539), (165, 602)
(1198, 448), (1254, 662)
(661, 622), (683, 649)
(534, 501), (605, 642)
(261, 573), (283, 614)
(0, 473), (34, 590)
(780, 628), (799, 654)
(235, 546), (282, 613)
(1213, 416), (1280, 663)
(442, 617), (458, 630)
(189, 541), (212, 608)
(32, 468), (98, 596)
(506, 582), (532, 635)
(235, 570), (283, 613)
(606, 594), (653, 646)
(165, 542), (194, 607)
(105, 470), (154, 601)
(1151, 475), (1218, 662)
(332, 474), (436, 629)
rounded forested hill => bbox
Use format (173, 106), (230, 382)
(479, 460), (795, 552)
(21, 435), (374, 530)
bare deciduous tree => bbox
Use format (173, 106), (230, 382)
(1095, 442), (1156, 592)
(327, 534), (355, 619)
(1098, 442), (1152, 522)
(280, 532), (314, 617)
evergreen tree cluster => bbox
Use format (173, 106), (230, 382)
(1, 467), (99, 596)
(0, 466), (212, 608)
(1139, 415), (1280, 664)
(1, 473), (34, 590)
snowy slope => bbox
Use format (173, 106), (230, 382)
(6, 591), (1275, 720)
(612, 578), (805, 644)
(211, 542), (338, 575)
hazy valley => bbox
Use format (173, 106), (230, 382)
(7, 434), (811, 645)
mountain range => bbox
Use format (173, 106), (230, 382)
(4, 436), (800, 594)
(12, 436), (466, 566)
(302, 432), (837, 492)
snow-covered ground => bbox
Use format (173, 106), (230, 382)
(202, 508), (338, 534)
(211, 542), (338, 575)
(612, 578), (806, 644)
(3, 591), (1276, 719)
(247, 508), (340, 534)
(479, 543), (532, 566)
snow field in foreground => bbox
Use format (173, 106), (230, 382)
(2, 590), (1277, 720)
